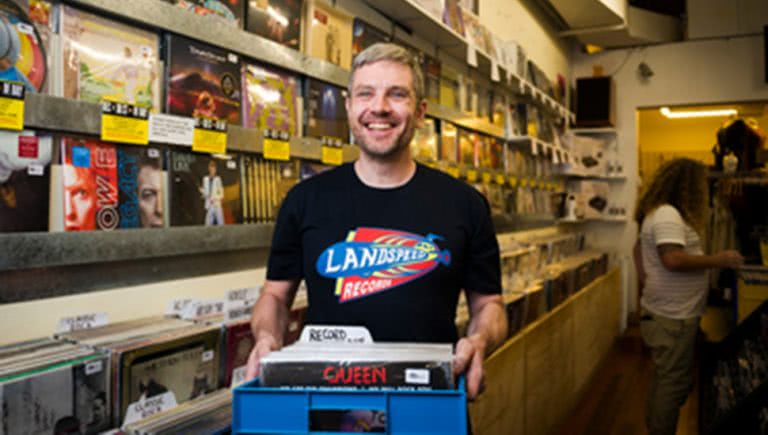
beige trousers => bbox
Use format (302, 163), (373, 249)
(640, 312), (700, 435)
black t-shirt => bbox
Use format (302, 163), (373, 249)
(267, 163), (501, 343)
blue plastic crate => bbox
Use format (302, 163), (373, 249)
(232, 377), (467, 434)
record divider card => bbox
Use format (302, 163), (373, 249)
(0, 80), (25, 131)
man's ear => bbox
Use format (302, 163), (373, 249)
(415, 99), (427, 128)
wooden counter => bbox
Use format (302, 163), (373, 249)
(469, 267), (622, 435)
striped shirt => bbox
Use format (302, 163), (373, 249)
(640, 204), (708, 319)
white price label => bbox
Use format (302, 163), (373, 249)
(299, 325), (373, 345)
(165, 298), (193, 316)
(148, 113), (195, 146)
(148, 148), (160, 158)
(226, 160), (237, 169)
(85, 360), (103, 376)
(122, 392), (178, 427)
(490, 59), (500, 82)
(201, 350), (214, 363)
(182, 299), (225, 320)
(231, 366), (248, 388)
(55, 313), (108, 334)
(27, 164), (44, 176)
(228, 53), (239, 63)
(466, 43), (478, 68)
(405, 368), (430, 385)
(530, 140), (538, 156)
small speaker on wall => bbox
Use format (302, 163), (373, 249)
(576, 76), (614, 128)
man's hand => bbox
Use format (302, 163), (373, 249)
(715, 250), (744, 269)
(453, 334), (487, 400)
(245, 334), (280, 381)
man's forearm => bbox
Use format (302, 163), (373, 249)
(250, 292), (291, 347)
(467, 299), (508, 355)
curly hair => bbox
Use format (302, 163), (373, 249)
(635, 158), (709, 232)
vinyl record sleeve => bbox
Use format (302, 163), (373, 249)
(442, 0), (464, 36)
(60, 5), (160, 109)
(303, 0), (353, 69)
(246, 0), (302, 49)
(0, 130), (52, 232)
(60, 137), (119, 232)
(165, 34), (242, 125)
(118, 328), (221, 424)
(351, 18), (389, 59)
(222, 320), (253, 387)
(0, 0), (48, 92)
(411, 117), (438, 161)
(241, 61), (299, 136)
(169, 150), (242, 226)
(116, 145), (165, 229)
(439, 121), (457, 163)
(167, 0), (245, 28)
(304, 78), (349, 141)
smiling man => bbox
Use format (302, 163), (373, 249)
(246, 43), (507, 400)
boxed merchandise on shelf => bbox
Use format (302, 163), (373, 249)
(303, 0), (353, 70)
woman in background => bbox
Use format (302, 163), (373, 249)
(635, 158), (743, 435)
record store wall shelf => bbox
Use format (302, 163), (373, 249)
(0, 224), (274, 303)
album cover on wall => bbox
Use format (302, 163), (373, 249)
(442, 0), (464, 36)
(0, 0), (48, 92)
(303, 0), (353, 69)
(305, 78), (349, 141)
(61, 137), (119, 232)
(457, 128), (477, 167)
(166, 34), (242, 124)
(352, 18), (389, 59)
(170, 150), (242, 226)
(241, 61), (300, 136)
(60, 5), (161, 109)
(167, 0), (245, 28)
(439, 121), (457, 163)
(0, 130), (52, 232)
(116, 145), (165, 229)
(421, 53), (441, 104)
(246, 0), (302, 49)
(411, 117), (438, 161)
(439, 64), (460, 110)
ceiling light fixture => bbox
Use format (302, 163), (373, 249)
(660, 107), (738, 119)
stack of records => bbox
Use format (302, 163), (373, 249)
(57, 316), (222, 428)
(260, 342), (454, 390)
(122, 388), (232, 435)
(0, 338), (112, 434)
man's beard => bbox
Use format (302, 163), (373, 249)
(353, 118), (417, 161)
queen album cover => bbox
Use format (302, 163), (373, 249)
(60, 5), (160, 109)
(303, 0), (352, 69)
(0, 0), (48, 92)
(168, 0), (245, 28)
(170, 150), (242, 226)
(305, 78), (349, 142)
(0, 130), (52, 232)
(166, 34), (242, 125)
(246, 0), (302, 49)
(241, 61), (299, 136)
(61, 137), (119, 232)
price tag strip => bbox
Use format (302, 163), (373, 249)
(101, 100), (150, 145)
(192, 118), (227, 154)
(321, 145), (344, 165)
(0, 80), (25, 130)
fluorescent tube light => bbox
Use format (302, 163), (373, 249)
(660, 107), (737, 119)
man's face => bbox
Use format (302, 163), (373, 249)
(64, 165), (96, 231)
(208, 162), (217, 176)
(137, 165), (163, 228)
(346, 60), (426, 159)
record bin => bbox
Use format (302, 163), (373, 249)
(232, 376), (468, 434)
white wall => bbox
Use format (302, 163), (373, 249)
(572, 34), (768, 315)
(0, 267), (266, 345)
(687, 0), (768, 39)
(480, 0), (572, 82)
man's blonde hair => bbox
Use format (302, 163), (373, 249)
(349, 43), (425, 103)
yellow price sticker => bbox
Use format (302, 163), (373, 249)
(482, 172), (492, 184)
(466, 169), (478, 182)
(193, 128), (227, 154)
(495, 174), (506, 185)
(509, 176), (518, 187)
(0, 81), (25, 131)
(521, 178), (529, 187)
(321, 146), (344, 165)
(530, 180), (538, 188)
(263, 138), (291, 161)
(446, 166), (461, 178)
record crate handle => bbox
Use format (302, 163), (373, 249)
(232, 376), (468, 434)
